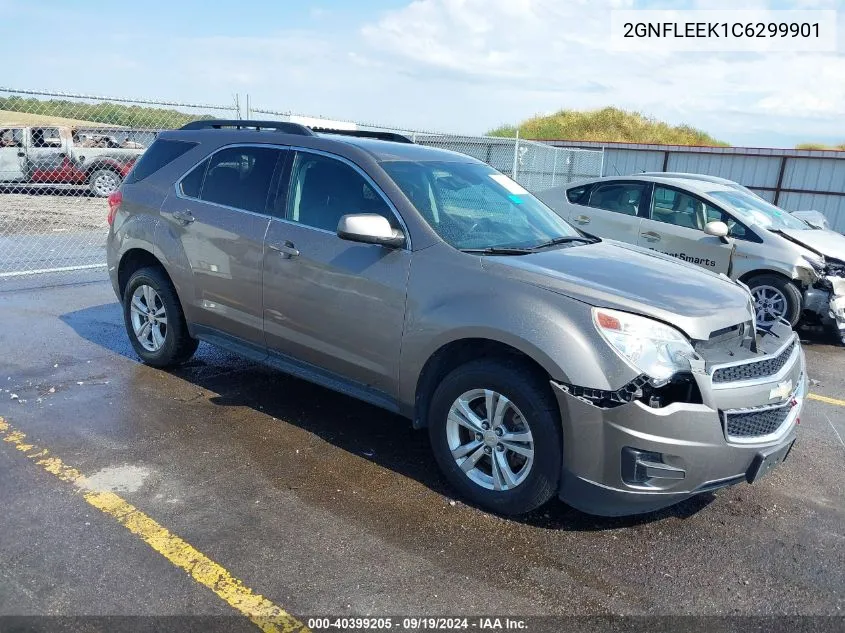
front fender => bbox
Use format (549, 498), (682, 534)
(396, 246), (641, 412)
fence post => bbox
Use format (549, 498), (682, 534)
(599, 147), (605, 177)
(512, 130), (520, 180)
(774, 156), (787, 206)
(551, 148), (558, 187)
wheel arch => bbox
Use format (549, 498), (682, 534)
(411, 337), (560, 429)
(738, 268), (797, 286)
(118, 248), (171, 299)
(84, 159), (124, 177)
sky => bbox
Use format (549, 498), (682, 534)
(0, 0), (843, 147)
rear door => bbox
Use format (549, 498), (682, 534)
(0, 128), (26, 182)
(568, 180), (650, 243)
(160, 144), (284, 350)
(636, 184), (733, 274)
(261, 149), (411, 397)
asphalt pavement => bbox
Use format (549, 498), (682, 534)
(0, 277), (843, 630)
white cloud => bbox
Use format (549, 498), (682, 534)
(2, 0), (842, 145)
(356, 0), (845, 142)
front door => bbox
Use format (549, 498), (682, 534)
(636, 184), (733, 274)
(25, 127), (70, 182)
(0, 128), (26, 182)
(569, 180), (649, 243)
(262, 150), (410, 396)
(159, 144), (283, 350)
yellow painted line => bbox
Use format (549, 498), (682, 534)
(809, 393), (845, 407)
(0, 417), (309, 633)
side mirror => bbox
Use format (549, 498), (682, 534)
(704, 220), (729, 239)
(337, 213), (405, 248)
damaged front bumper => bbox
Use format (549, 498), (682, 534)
(551, 323), (806, 517)
(804, 275), (845, 342)
(802, 255), (845, 342)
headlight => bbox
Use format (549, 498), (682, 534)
(593, 308), (696, 384)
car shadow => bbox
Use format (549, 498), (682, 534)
(62, 301), (717, 532)
(797, 323), (842, 348)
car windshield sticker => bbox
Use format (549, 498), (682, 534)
(489, 174), (529, 196)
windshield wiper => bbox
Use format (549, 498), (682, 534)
(528, 235), (600, 250)
(460, 247), (534, 255)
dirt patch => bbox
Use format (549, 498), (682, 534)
(0, 193), (107, 234)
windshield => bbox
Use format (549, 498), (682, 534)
(707, 190), (810, 231)
(383, 160), (581, 250)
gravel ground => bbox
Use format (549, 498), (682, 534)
(0, 192), (107, 235)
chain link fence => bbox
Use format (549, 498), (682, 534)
(0, 88), (240, 282)
(251, 108), (603, 194)
(1, 90), (602, 285)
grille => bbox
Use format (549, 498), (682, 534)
(725, 403), (793, 439)
(712, 340), (796, 384)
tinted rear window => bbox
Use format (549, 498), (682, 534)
(180, 158), (208, 198)
(199, 147), (281, 214)
(124, 139), (197, 184)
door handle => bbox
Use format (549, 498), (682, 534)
(573, 215), (591, 224)
(640, 231), (661, 242)
(172, 210), (195, 225)
(268, 240), (299, 258)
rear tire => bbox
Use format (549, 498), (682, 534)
(88, 168), (122, 197)
(746, 274), (803, 328)
(427, 359), (562, 515)
(123, 267), (198, 367)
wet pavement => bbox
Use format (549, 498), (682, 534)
(1, 277), (844, 621)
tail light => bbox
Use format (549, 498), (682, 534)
(107, 190), (123, 226)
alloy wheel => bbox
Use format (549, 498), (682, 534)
(130, 284), (168, 352)
(445, 389), (534, 491)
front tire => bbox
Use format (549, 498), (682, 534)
(89, 168), (122, 197)
(123, 267), (198, 367)
(428, 359), (562, 515)
(746, 274), (803, 328)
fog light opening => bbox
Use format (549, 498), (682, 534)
(621, 447), (686, 486)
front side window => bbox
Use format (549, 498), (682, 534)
(652, 186), (748, 237)
(200, 146), (280, 214)
(287, 152), (394, 232)
(383, 160), (581, 250)
(587, 183), (647, 216)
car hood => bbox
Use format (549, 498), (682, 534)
(777, 228), (845, 261)
(482, 240), (753, 341)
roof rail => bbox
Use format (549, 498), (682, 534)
(179, 119), (314, 136)
(311, 128), (414, 144)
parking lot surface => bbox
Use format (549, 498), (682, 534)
(1, 277), (844, 627)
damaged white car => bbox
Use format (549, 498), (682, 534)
(538, 174), (845, 343)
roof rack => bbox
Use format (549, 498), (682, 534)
(311, 128), (414, 144)
(179, 120), (314, 136)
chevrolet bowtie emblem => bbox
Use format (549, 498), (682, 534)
(769, 380), (793, 402)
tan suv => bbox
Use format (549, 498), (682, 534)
(106, 120), (806, 517)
